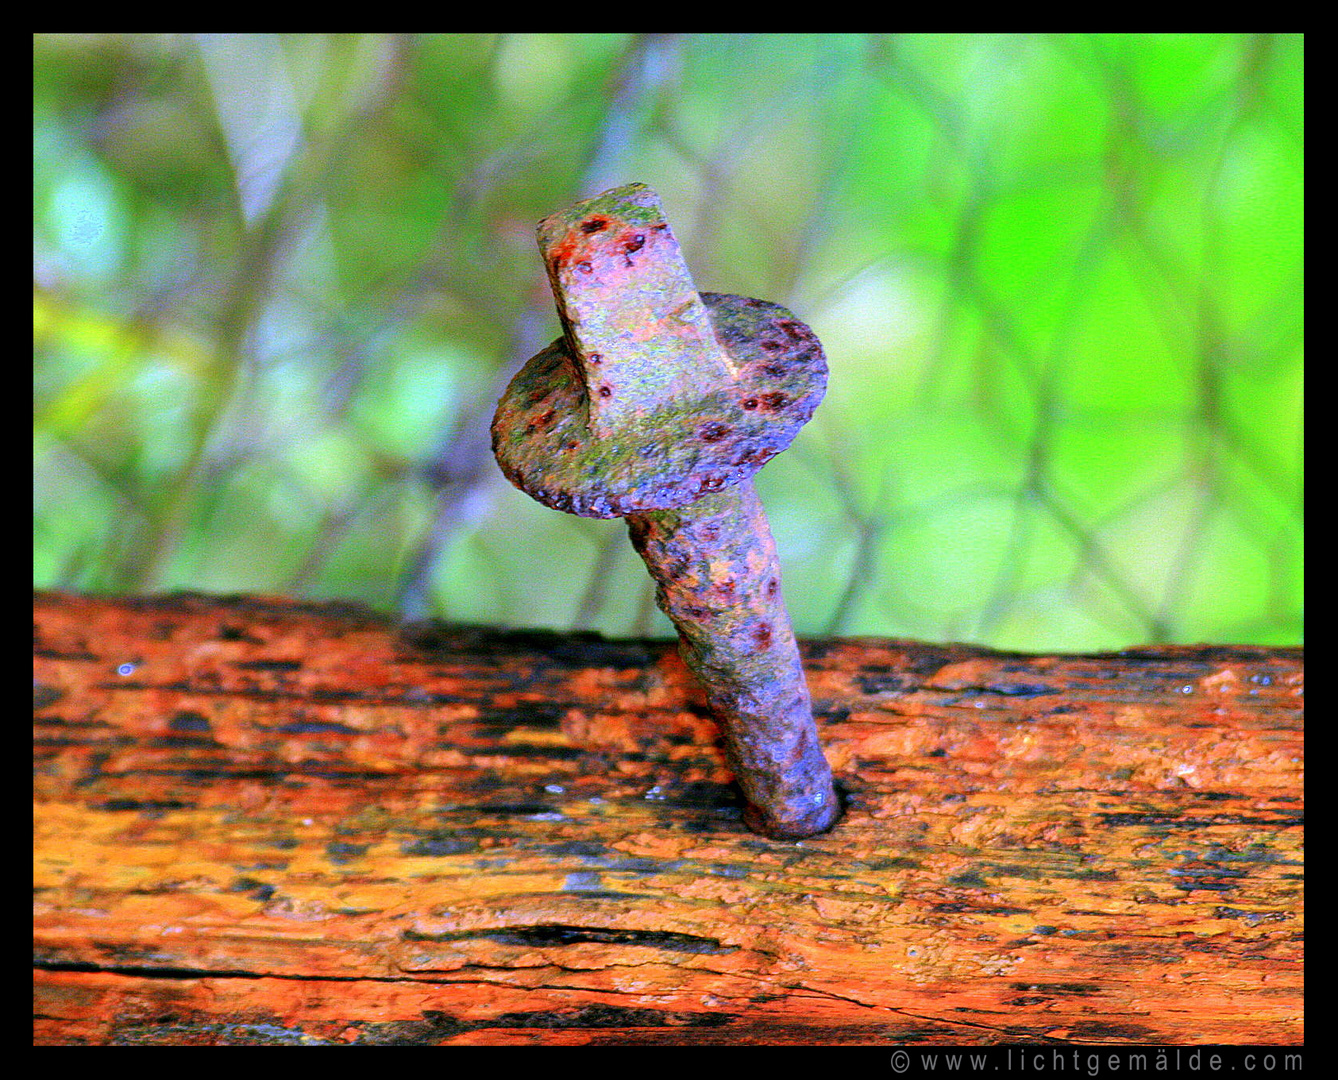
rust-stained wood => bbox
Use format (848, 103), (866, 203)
(33, 591), (1303, 1046)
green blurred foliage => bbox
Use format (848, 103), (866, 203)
(33, 33), (1303, 649)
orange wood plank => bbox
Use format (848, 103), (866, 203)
(34, 592), (1303, 1045)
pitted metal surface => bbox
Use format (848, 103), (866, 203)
(492, 182), (840, 838)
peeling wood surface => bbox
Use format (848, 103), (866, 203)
(33, 591), (1303, 1045)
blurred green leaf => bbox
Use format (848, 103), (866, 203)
(33, 33), (1303, 649)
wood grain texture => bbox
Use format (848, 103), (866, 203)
(33, 591), (1303, 1046)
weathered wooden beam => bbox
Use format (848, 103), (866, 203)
(33, 591), (1303, 1045)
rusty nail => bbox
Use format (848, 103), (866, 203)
(491, 183), (840, 840)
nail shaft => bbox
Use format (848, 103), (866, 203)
(627, 482), (840, 839)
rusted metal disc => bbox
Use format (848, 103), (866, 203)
(491, 293), (828, 519)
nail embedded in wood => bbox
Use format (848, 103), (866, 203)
(491, 182), (839, 840)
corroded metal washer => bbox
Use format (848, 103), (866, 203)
(492, 293), (827, 519)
